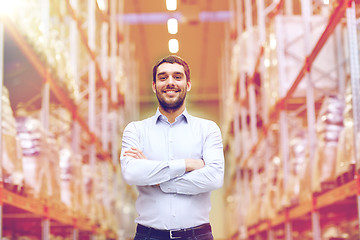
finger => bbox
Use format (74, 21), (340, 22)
(124, 149), (137, 154)
(124, 150), (144, 159)
(139, 151), (147, 159)
(124, 147), (147, 159)
(130, 147), (147, 159)
(124, 152), (137, 158)
(132, 148), (147, 159)
(135, 151), (145, 159)
(125, 148), (141, 155)
(123, 152), (139, 158)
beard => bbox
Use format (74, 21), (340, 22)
(155, 86), (187, 112)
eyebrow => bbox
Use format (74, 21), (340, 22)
(157, 71), (184, 77)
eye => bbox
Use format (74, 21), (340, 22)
(158, 75), (168, 81)
(174, 74), (182, 80)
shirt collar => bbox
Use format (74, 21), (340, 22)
(154, 108), (190, 124)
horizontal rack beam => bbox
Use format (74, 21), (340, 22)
(0, 186), (116, 235)
(246, 178), (359, 236)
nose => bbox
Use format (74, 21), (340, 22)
(167, 76), (175, 85)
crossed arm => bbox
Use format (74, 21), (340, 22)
(123, 147), (205, 172)
(120, 122), (224, 195)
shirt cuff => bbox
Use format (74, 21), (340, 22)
(159, 159), (185, 194)
(168, 159), (186, 179)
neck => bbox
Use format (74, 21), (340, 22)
(159, 104), (185, 123)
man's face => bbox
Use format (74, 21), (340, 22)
(152, 62), (191, 112)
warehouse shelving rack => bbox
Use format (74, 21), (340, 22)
(246, 178), (359, 236)
(0, 0), (138, 239)
(0, 187), (117, 237)
(223, 0), (359, 239)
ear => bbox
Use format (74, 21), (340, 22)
(187, 80), (191, 92)
(152, 81), (156, 93)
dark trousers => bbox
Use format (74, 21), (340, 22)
(134, 224), (214, 240)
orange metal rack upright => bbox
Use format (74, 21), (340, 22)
(0, 0), (134, 238)
(225, 0), (359, 239)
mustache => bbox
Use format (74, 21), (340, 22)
(163, 87), (180, 91)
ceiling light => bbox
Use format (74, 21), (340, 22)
(264, 58), (270, 68)
(166, 0), (177, 11)
(0, 0), (18, 15)
(169, 39), (179, 53)
(96, 0), (106, 11)
(269, 34), (276, 50)
(167, 18), (178, 34)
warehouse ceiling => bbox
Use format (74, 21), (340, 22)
(123, 0), (230, 123)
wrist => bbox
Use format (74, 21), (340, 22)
(185, 159), (193, 172)
(185, 158), (204, 172)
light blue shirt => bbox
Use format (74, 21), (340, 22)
(120, 108), (224, 230)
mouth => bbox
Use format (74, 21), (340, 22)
(163, 89), (180, 97)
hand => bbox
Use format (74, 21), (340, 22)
(123, 147), (147, 159)
(185, 159), (205, 172)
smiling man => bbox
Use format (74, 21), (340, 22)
(154, 62), (188, 115)
(120, 55), (224, 240)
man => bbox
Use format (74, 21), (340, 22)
(120, 55), (224, 240)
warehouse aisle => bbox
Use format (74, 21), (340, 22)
(0, 0), (359, 239)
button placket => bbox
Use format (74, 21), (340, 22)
(168, 125), (174, 160)
(171, 194), (177, 217)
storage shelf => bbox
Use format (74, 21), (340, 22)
(1, 189), (44, 217)
(0, 186), (114, 235)
(246, 178), (359, 236)
(317, 178), (358, 208)
(225, 0), (358, 238)
(2, 16), (113, 164)
(0, 0), (137, 238)
(0, 3), (131, 238)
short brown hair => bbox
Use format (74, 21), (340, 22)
(152, 55), (190, 83)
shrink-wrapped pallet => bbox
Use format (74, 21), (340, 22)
(260, 154), (281, 220)
(48, 106), (83, 209)
(264, 16), (341, 116)
(283, 122), (309, 208)
(336, 84), (356, 183)
(88, 160), (117, 228)
(16, 116), (46, 199)
(1, 87), (24, 192)
(46, 134), (61, 201)
(251, 142), (272, 221)
(299, 154), (312, 203)
(16, 116), (61, 200)
(257, 127), (282, 219)
(313, 96), (345, 193)
(59, 147), (82, 211)
(243, 140), (267, 225)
